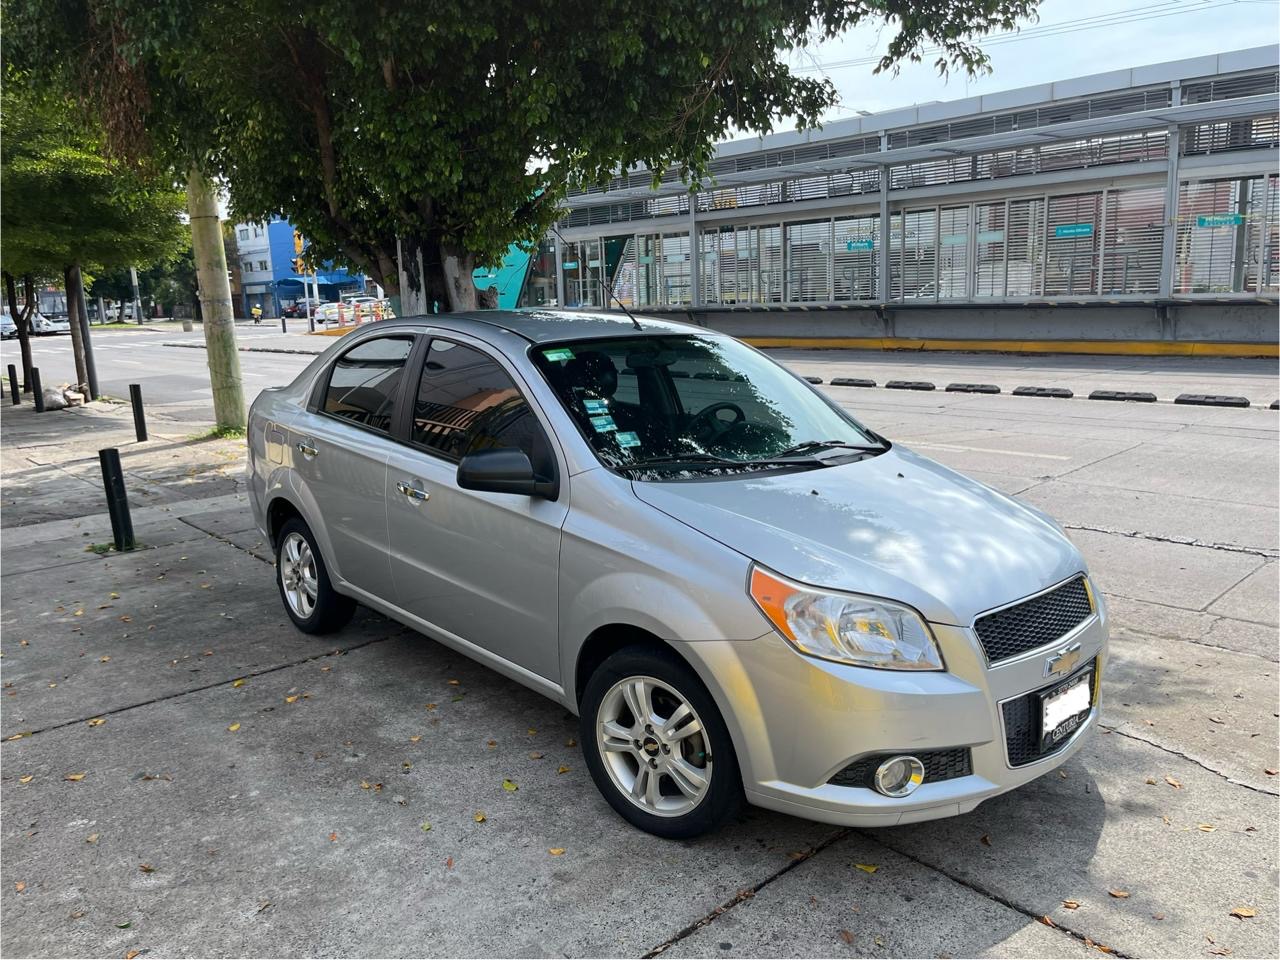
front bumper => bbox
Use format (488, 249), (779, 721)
(677, 597), (1108, 828)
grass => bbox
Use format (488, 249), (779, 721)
(189, 424), (247, 441)
(84, 541), (142, 554)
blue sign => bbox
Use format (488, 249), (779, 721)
(845, 239), (874, 251)
(561, 260), (579, 270)
(1053, 223), (1094, 239)
(1197, 214), (1243, 228)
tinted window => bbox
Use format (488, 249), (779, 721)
(412, 341), (537, 461)
(322, 336), (413, 433)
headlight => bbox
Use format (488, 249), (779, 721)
(749, 566), (943, 671)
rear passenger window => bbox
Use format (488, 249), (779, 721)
(323, 336), (413, 433)
(412, 340), (537, 461)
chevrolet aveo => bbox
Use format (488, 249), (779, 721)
(248, 310), (1107, 838)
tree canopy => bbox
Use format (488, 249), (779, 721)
(0, 70), (188, 280)
(8, 0), (1037, 310)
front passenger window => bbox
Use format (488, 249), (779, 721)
(323, 336), (413, 433)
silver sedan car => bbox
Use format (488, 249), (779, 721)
(248, 310), (1107, 838)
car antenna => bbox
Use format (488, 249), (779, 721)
(550, 225), (642, 331)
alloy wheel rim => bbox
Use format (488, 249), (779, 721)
(280, 532), (318, 620)
(595, 675), (712, 818)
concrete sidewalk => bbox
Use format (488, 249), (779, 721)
(1, 377), (1276, 958)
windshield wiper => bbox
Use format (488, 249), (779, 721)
(771, 439), (887, 459)
(615, 453), (827, 474)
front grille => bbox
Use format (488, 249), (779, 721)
(829, 748), (972, 789)
(1001, 660), (1096, 767)
(974, 577), (1093, 664)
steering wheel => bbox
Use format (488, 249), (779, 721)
(689, 401), (746, 442)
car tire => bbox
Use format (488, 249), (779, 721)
(579, 644), (743, 839)
(275, 517), (356, 634)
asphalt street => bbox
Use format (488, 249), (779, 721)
(1, 329), (1277, 958)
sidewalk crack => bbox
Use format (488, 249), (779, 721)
(1099, 725), (1279, 796)
(1062, 523), (1277, 560)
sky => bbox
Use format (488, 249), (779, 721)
(776, 0), (1275, 128)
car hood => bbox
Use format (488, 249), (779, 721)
(630, 446), (1083, 625)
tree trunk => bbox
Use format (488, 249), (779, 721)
(4, 272), (34, 393)
(440, 245), (478, 312)
(395, 235), (483, 315)
(64, 265), (89, 390)
(186, 167), (245, 431)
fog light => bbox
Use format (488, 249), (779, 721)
(874, 755), (925, 797)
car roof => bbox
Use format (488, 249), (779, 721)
(377, 309), (707, 344)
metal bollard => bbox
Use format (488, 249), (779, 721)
(7, 364), (19, 405)
(31, 367), (44, 413)
(128, 383), (148, 441)
(280, 315), (288, 334)
(98, 448), (136, 551)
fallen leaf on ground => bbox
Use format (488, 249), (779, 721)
(1164, 776), (1182, 789)
(64, 772), (86, 782)
(529, 751), (543, 759)
(98, 656), (111, 663)
(838, 930), (854, 945)
(1108, 889), (1130, 899)
(548, 848), (566, 856)
(557, 765), (570, 775)
(87, 834), (100, 843)
(501, 779), (518, 792)
(119, 616), (131, 623)
(73, 609), (84, 617)
(360, 781), (371, 790)
(1039, 916), (1056, 928)
(109, 592), (120, 599)
(565, 738), (577, 747)
(5, 733), (27, 741)
(14, 882), (25, 893)
(1145, 778), (1157, 785)
(448, 679), (460, 686)
(227, 723), (240, 732)
(420, 822), (431, 832)
(1265, 768), (1278, 776)
(18, 775), (33, 784)
(257, 901), (272, 913)
(1152, 913), (1165, 920)
(126, 950), (140, 959)
(409, 735), (422, 743)
(980, 834), (991, 846)
(1198, 823), (1216, 832)
(284, 695), (299, 704)
(854, 864), (878, 874)
(425, 703), (437, 711)
(527, 728), (537, 736)
(87, 718), (105, 727)
(1229, 907), (1256, 919)
(445, 857), (454, 869)
(139, 864), (155, 873)
(115, 921), (131, 929)
(1063, 900), (1080, 910)
(328, 832), (338, 842)
(232, 679), (245, 688)
(487, 740), (497, 748)
(473, 812), (486, 823)
(1208, 716), (1223, 724)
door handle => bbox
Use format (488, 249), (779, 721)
(296, 441), (318, 458)
(396, 481), (430, 502)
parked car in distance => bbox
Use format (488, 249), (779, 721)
(32, 313), (71, 335)
(0, 312), (17, 339)
(248, 310), (1107, 838)
(283, 298), (322, 319)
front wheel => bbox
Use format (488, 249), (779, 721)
(275, 517), (355, 634)
(580, 645), (742, 839)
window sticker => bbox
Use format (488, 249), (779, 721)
(582, 398), (609, 415)
(615, 431), (641, 448)
(589, 415), (617, 433)
(543, 347), (575, 362)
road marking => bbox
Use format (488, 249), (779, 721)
(909, 440), (1072, 461)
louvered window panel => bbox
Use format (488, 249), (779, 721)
(785, 220), (832, 302)
(973, 202), (1008, 297)
(1175, 179), (1248, 293)
(759, 225), (783, 303)
(699, 229), (727, 304)
(1006, 198), (1046, 296)
(1247, 175), (1280, 293)
(563, 240), (603, 307)
(611, 235), (639, 308)
(1182, 116), (1279, 156)
(1101, 188), (1164, 295)
(901, 209), (938, 300)
(888, 213), (904, 301)
(938, 206), (971, 299)
(657, 233), (691, 305)
(1045, 193), (1101, 296)
(833, 215), (878, 301)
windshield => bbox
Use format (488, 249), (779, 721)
(531, 334), (883, 476)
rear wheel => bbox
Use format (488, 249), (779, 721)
(275, 517), (355, 634)
(580, 645), (742, 839)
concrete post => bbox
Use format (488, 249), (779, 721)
(687, 199), (700, 307)
(1159, 83), (1183, 299)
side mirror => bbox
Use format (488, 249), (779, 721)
(456, 448), (558, 500)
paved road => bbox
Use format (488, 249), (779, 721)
(1, 338), (1276, 958)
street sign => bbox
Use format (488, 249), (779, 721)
(561, 261), (579, 270)
(1196, 214), (1244, 228)
(845, 239), (874, 251)
(1053, 223), (1094, 239)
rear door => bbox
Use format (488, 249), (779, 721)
(384, 336), (568, 683)
(291, 333), (417, 598)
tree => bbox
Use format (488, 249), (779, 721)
(8, 0), (1035, 314)
(1, 69), (188, 391)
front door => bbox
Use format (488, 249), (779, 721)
(385, 336), (567, 683)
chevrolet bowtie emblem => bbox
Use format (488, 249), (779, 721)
(1044, 642), (1083, 678)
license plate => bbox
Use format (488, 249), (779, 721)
(1039, 670), (1092, 752)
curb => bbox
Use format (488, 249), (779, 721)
(1174, 394), (1251, 408)
(946, 383), (1001, 394)
(162, 342), (323, 357)
(885, 380), (936, 391)
(1013, 386), (1074, 399)
(1088, 390), (1157, 403)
